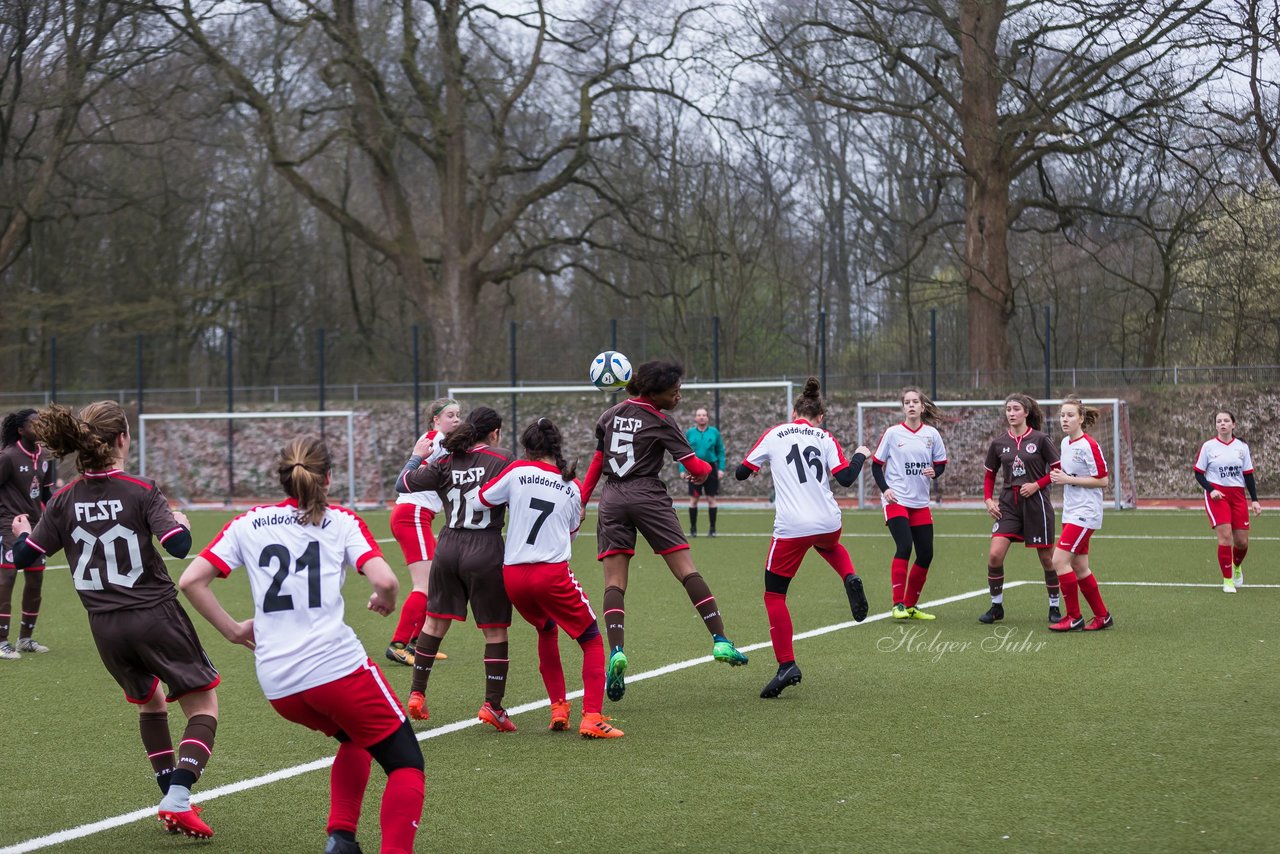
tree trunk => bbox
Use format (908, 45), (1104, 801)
(958, 0), (1013, 381)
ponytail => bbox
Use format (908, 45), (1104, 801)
(32, 402), (128, 473)
(278, 437), (331, 525)
(443, 406), (502, 455)
(1062, 396), (1100, 431)
(1005, 393), (1043, 432)
(902, 387), (942, 427)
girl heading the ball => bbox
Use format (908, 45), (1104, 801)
(580, 359), (749, 704)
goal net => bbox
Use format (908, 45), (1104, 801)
(854, 398), (1138, 511)
(447, 381), (796, 500)
(137, 410), (375, 507)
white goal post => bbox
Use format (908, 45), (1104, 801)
(139, 410), (357, 504)
(855, 398), (1134, 511)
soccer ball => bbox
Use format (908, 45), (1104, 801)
(589, 351), (632, 390)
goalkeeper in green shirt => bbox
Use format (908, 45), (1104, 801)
(681, 407), (726, 536)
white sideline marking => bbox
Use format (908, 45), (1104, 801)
(5, 576), (1272, 852)
(0, 582), (1022, 853)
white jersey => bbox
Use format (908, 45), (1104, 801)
(1060, 433), (1108, 529)
(1194, 437), (1254, 489)
(743, 419), (850, 538)
(395, 430), (448, 512)
(872, 423), (947, 508)
(199, 499), (382, 700)
(479, 461), (581, 565)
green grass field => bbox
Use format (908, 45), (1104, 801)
(1, 508), (1277, 853)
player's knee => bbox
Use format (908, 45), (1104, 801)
(575, 623), (600, 643)
(539, 619), (556, 634)
(369, 720), (424, 774)
(764, 570), (791, 595)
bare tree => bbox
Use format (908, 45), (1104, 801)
(755, 0), (1221, 377)
(154, 0), (719, 377)
(0, 0), (149, 273)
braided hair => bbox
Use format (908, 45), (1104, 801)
(521, 417), (576, 481)
(1, 409), (37, 449)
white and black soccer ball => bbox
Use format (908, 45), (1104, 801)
(589, 351), (633, 390)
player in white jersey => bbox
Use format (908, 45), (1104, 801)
(479, 418), (622, 739)
(1194, 410), (1262, 593)
(1047, 398), (1114, 632)
(385, 397), (461, 666)
(871, 388), (947, 620)
(181, 438), (424, 854)
(737, 378), (871, 698)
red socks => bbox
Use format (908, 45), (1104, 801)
(1218, 545), (1233, 579)
(1233, 545), (1248, 568)
(578, 632), (606, 715)
(904, 564), (929, 608)
(327, 741), (372, 835)
(764, 591), (794, 664)
(380, 767), (426, 854)
(890, 558), (908, 604)
(536, 626), (566, 706)
(1077, 573), (1107, 618)
(391, 591), (428, 646)
(1057, 572), (1082, 620)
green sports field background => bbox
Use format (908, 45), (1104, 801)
(1, 508), (1276, 853)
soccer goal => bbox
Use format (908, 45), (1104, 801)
(138, 410), (358, 506)
(854, 398), (1137, 511)
(447, 381), (796, 500)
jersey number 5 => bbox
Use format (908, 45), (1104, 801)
(609, 431), (636, 477)
(260, 541), (321, 613)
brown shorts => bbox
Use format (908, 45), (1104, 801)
(596, 478), (689, 559)
(993, 489), (1056, 549)
(1, 533), (44, 569)
(427, 528), (511, 628)
(89, 598), (220, 703)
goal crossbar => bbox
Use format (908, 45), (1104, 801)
(449, 381), (796, 420)
(139, 410), (357, 504)
(855, 398), (1129, 511)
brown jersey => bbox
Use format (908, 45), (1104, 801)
(984, 428), (1061, 491)
(594, 399), (698, 482)
(403, 445), (510, 532)
(0, 440), (56, 528)
(26, 470), (187, 613)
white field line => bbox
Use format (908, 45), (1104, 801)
(0, 581), (1026, 854)
(5, 573), (1273, 853)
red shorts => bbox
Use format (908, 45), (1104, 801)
(503, 562), (598, 639)
(268, 659), (406, 748)
(1204, 486), (1250, 530)
(883, 504), (933, 526)
(390, 503), (437, 564)
(1056, 523), (1095, 555)
(765, 529), (843, 578)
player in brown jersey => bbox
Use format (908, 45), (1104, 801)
(0, 409), (57, 658)
(395, 406), (517, 731)
(579, 360), (748, 703)
(980, 394), (1064, 624)
(9, 402), (219, 839)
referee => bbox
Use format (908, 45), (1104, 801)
(682, 407), (726, 537)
